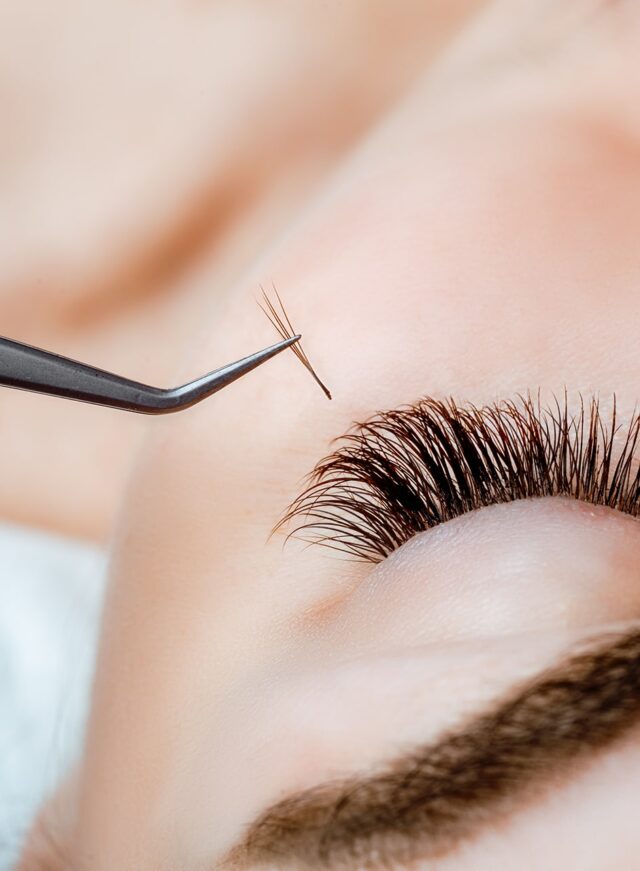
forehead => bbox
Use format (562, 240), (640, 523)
(69, 39), (640, 870)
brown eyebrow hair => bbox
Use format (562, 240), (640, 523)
(227, 627), (640, 870)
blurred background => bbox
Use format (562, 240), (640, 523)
(0, 1), (482, 865)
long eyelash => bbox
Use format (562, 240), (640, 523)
(276, 394), (640, 563)
(258, 285), (332, 400)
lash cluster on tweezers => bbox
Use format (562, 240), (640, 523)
(259, 286), (331, 400)
(278, 394), (640, 562)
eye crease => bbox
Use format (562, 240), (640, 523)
(278, 394), (640, 562)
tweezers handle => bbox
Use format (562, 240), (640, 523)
(0, 333), (299, 414)
(0, 335), (167, 412)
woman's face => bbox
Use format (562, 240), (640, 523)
(22, 3), (640, 869)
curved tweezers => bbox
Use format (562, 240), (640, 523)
(0, 334), (300, 414)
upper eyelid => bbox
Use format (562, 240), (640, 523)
(276, 393), (640, 562)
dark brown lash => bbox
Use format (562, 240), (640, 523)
(276, 394), (640, 562)
(259, 285), (332, 400)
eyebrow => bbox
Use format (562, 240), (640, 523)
(228, 627), (640, 870)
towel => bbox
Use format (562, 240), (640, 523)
(0, 524), (106, 868)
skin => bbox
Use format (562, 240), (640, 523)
(17, 0), (640, 868)
(0, 0), (469, 540)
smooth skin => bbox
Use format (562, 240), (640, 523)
(0, 0), (469, 539)
(18, 1), (640, 868)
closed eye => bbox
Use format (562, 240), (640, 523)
(277, 393), (640, 562)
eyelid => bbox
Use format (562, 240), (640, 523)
(277, 393), (640, 562)
(336, 497), (640, 648)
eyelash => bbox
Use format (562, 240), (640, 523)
(277, 394), (640, 563)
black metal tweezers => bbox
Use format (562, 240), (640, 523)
(0, 333), (300, 414)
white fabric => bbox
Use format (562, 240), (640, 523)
(0, 524), (106, 868)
